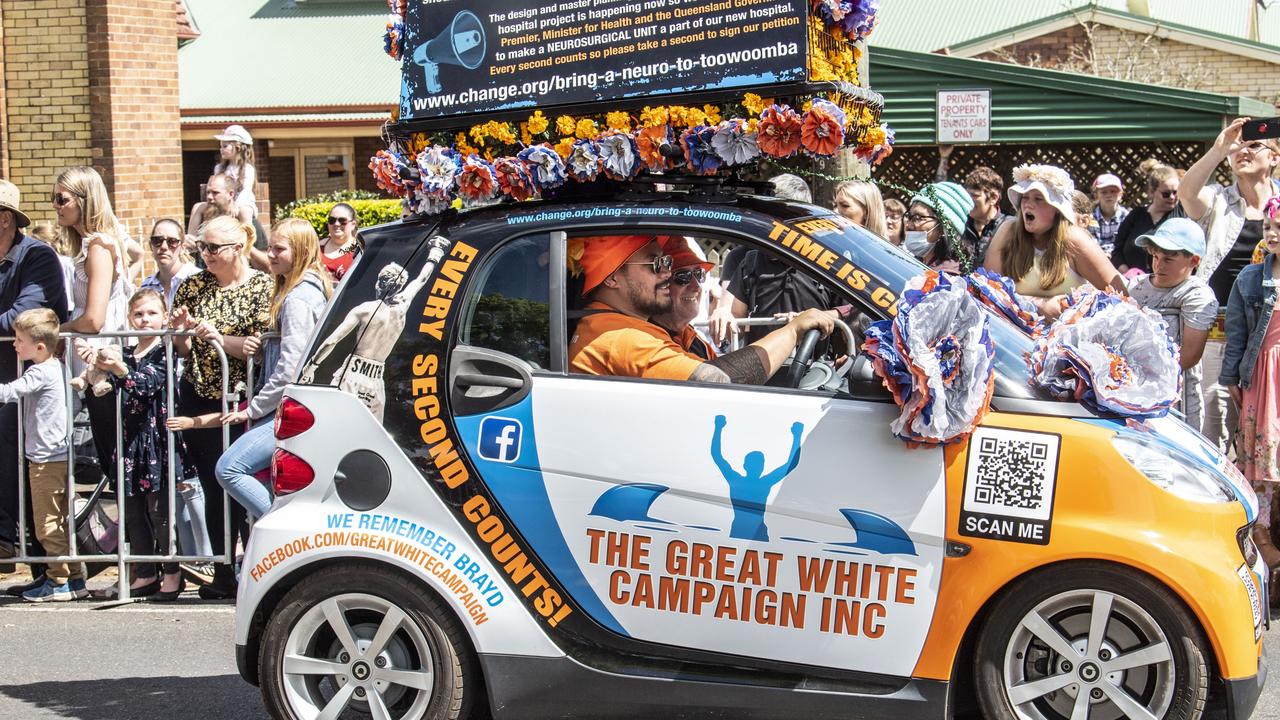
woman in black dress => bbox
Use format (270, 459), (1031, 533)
(1110, 161), (1181, 274)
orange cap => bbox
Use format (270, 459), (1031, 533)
(579, 235), (655, 293)
(660, 236), (714, 271)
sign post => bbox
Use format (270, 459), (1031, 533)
(936, 89), (991, 144)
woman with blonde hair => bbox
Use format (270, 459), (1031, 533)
(214, 218), (330, 523)
(1111, 160), (1183, 275)
(985, 164), (1124, 319)
(54, 165), (136, 478)
(833, 180), (888, 238)
(169, 214), (273, 598)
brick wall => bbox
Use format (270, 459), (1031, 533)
(86, 0), (184, 239)
(354, 136), (390, 196)
(1, 0), (93, 225)
(978, 24), (1280, 108)
(975, 24), (1091, 69)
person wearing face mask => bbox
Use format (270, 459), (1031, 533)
(903, 181), (974, 275)
(1180, 117), (1280, 453)
(1111, 160), (1183, 276)
(985, 164), (1124, 320)
(651, 237), (718, 360)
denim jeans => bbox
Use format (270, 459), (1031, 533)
(176, 479), (212, 557)
(214, 421), (275, 520)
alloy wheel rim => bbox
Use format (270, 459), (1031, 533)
(1002, 589), (1174, 720)
(281, 592), (436, 720)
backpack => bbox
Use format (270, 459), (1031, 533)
(736, 250), (833, 343)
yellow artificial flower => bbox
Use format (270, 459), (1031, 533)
(455, 132), (478, 157)
(556, 115), (576, 136)
(639, 105), (669, 127)
(703, 105), (721, 125)
(742, 93), (766, 116)
(409, 133), (431, 154)
(528, 110), (549, 135)
(746, 118), (759, 134)
(863, 126), (886, 148)
(802, 99), (813, 113)
(685, 107), (707, 127)
(575, 118), (599, 139)
(554, 137), (576, 159)
(486, 120), (516, 145)
(520, 123), (533, 146)
(606, 111), (632, 132)
(469, 124), (488, 144)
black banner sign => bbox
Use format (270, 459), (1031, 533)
(399, 0), (809, 122)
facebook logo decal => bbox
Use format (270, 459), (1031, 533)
(478, 417), (523, 464)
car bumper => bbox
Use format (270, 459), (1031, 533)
(1224, 644), (1267, 720)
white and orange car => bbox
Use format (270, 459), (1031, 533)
(235, 184), (1265, 720)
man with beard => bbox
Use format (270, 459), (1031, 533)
(569, 236), (833, 384)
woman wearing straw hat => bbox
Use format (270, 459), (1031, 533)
(985, 164), (1125, 319)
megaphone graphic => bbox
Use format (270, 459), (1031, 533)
(413, 10), (487, 95)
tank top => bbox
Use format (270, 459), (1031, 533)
(1013, 248), (1084, 298)
(1208, 219), (1263, 306)
(71, 232), (135, 353)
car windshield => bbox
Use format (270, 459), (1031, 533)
(784, 211), (1049, 401)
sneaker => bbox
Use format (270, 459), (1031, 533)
(180, 562), (215, 586)
(5, 574), (45, 597)
(68, 578), (89, 600)
(0, 537), (15, 559)
(22, 579), (77, 603)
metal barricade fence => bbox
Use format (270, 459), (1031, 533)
(4, 328), (235, 603)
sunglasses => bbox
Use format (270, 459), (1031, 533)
(1156, 190), (1178, 199)
(671, 267), (707, 286)
(1241, 141), (1271, 154)
(149, 235), (182, 249)
(198, 241), (240, 255)
(52, 194), (77, 207)
(622, 254), (673, 274)
(327, 216), (352, 226)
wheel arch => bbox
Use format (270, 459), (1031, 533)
(944, 558), (1220, 713)
(241, 555), (489, 710)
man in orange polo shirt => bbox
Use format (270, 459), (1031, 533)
(569, 236), (834, 384)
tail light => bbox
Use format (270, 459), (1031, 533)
(273, 448), (315, 495)
(275, 397), (315, 440)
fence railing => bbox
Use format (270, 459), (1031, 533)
(5, 328), (241, 603)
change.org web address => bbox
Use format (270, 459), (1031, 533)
(506, 207), (745, 224)
(412, 41), (799, 112)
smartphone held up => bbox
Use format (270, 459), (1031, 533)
(1242, 117), (1280, 141)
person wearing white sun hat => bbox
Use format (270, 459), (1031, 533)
(984, 163), (1125, 319)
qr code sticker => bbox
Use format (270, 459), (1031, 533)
(963, 427), (1060, 522)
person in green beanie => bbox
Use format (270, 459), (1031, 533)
(905, 181), (975, 275)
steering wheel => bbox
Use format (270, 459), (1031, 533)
(785, 328), (822, 388)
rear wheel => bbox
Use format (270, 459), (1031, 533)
(259, 564), (475, 720)
(974, 564), (1209, 720)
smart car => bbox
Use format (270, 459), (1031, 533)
(234, 179), (1266, 720)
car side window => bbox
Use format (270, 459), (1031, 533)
(458, 234), (551, 369)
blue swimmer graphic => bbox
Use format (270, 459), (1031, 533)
(711, 415), (803, 541)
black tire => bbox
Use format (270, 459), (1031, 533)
(259, 564), (477, 720)
(974, 563), (1209, 720)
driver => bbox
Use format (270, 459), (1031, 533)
(569, 236), (835, 384)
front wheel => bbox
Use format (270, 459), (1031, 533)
(974, 563), (1209, 720)
(259, 564), (476, 720)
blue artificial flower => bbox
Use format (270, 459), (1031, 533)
(416, 146), (459, 198)
(680, 125), (721, 175)
(597, 131), (641, 180)
(567, 139), (601, 182)
(517, 144), (567, 191)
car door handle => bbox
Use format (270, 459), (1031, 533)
(449, 346), (534, 415)
(455, 373), (524, 389)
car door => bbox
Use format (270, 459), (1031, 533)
(450, 230), (946, 677)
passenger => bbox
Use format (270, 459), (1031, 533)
(985, 164), (1124, 319)
(650, 237), (717, 360)
(569, 236), (834, 383)
(904, 181), (974, 274)
(215, 219), (332, 521)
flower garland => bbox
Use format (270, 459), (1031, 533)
(811, 0), (879, 42)
(369, 93), (894, 214)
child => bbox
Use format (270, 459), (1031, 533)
(0, 309), (83, 602)
(1128, 218), (1218, 430)
(1222, 200), (1280, 569)
(95, 289), (205, 601)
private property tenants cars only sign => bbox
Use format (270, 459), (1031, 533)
(936, 89), (990, 144)
(399, 0), (808, 121)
